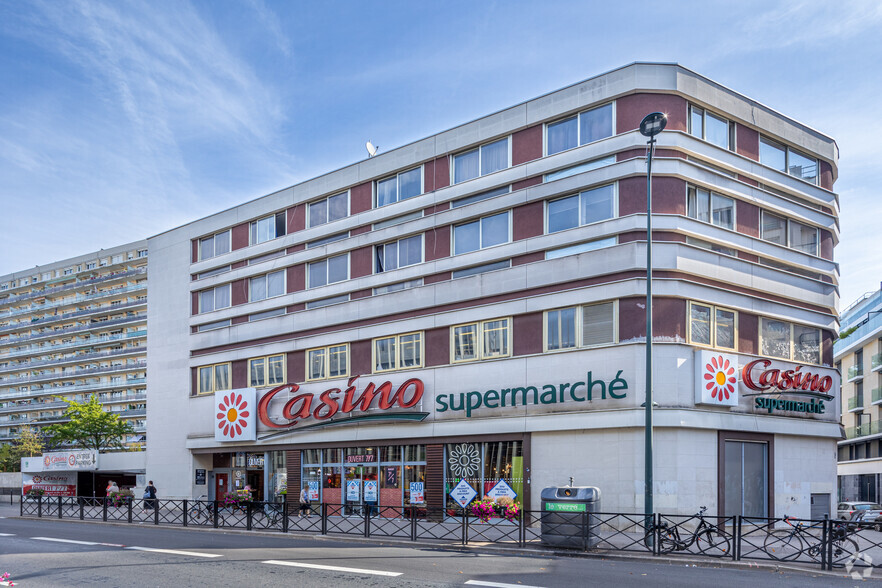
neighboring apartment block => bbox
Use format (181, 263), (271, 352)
(0, 243), (148, 463)
(836, 284), (882, 502)
(147, 63), (840, 518)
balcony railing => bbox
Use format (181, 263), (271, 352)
(847, 396), (863, 411)
(0, 392), (147, 415)
(846, 421), (882, 439)
(873, 387), (882, 405)
(873, 353), (882, 372)
(0, 267), (146, 307)
(0, 377), (146, 399)
(0, 360), (147, 386)
(848, 364), (864, 380)
(0, 297), (147, 333)
(0, 329), (147, 359)
(2, 312), (146, 345)
(0, 345), (145, 375)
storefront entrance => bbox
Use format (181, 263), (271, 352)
(344, 464), (378, 515)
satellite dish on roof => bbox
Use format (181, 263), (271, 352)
(366, 141), (379, 157)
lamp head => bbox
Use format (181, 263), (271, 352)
(639, 112), (667, 138)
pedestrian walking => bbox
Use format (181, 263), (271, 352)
(143, 480), (158, 512)
(299, 483), (311, 517)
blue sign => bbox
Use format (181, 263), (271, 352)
(450, 479), (477, 508)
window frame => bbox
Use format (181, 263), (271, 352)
(451, 137), (511, 184)
(760, 211), (819, 256)
(249, 269), (286, 302)
(452, 211), (512, 256)
(687, 301), (738, 351)
(758, 318), (822, 364)
(308, 191), (349, 228)
(307, 253), (350, 288)
(250, 212), (287, 245)
(375, 234), (424, 273)
(544, 102), (615, 156)
(198, 283), (231, 314)
(542, 301), (618, 352)
(248, 354), (286, 388)
(450, 317), (512, 363)
(305, 344), (350, 382)
(376, 166), (423, 207)
(686, 185), (736, 231)
(546, 183), (617, 234)
(687, 105), (735, 151)
(759, 136), (820, 185)
(372, 331), (424, 373)
(199, 230), (231, 261)
(195, 362), (232, 396)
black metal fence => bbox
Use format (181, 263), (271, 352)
(19, 497), (882, 572)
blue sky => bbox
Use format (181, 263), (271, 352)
(0, 0), (879, 307)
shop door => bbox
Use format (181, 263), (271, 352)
(215, 473), (228, 500)
(344, 466), (378, 515)
(723, 440), (768, 519)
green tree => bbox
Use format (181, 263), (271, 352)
(45, 395), (134, 452)
(16, 425), (44, 457)
(0, 443), (17, 472)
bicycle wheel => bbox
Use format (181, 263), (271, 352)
(697, 529), (731, 557)
(763, 529), (802, 561)
(830, 537), (860, 567)
(187, 507), (203, 525)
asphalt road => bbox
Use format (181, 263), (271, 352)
(0, 514), (870, 587)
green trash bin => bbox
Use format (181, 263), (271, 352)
(540, 486), (601, 549)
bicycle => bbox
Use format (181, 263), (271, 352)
(188, 495), (225, 526)
(252, 501), (283, 527)
(763, 516), (859, 566)
(644, 507), (731, 557)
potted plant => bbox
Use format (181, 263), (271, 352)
(108, 489), (134, 507)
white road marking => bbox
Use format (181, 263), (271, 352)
(263, 560), (402, 577)
(0, 533), (15, 536)
(32, 536), (98, 545)
(465, 581), (547, 588)
(126, 546), (222, 558)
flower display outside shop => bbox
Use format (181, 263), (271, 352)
(469, 496), (521, 522)
(107, 489), (134, 507)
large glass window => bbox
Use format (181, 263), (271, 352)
(453, 211), (510, 255)
(545, 302), (615, 351)
(249, 354), (285, 387)
(198, 284), (231, 313)
(374, 332), (422, 373)
(760, 137), (819, 184)
(199, 230), (231, 260)
(759, 318), (820, 363)
(760, 211), (819, 255)
(689, 302), (736, 350)
(377, 167), (422, 207)
(376, 235), (422, 273)
(249, 270), (285, 302)
(547, 184), (615, 233)
(789, 220), (819, 255)
(307, 344), (349, 381)
(453, 137), (509, 184)
(688, 105), (734, 150)
(250, 212), (286, 245)
(760, 211), (787, 246)
(308, 254), (349, 288)
(687, 186), (734, 230)
(444, 441), (524, 512)
(308, 192), (348, 227)
(196, 362), (231, 395)
(546, 103), (614, 155)
(452, 318), (511, 362)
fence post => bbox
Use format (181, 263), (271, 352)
(519, 508), (525, 548)
(58, 496), (63, 519)
(823, 515), (831, 571)
(734, 516), (741, 561)
(282, 501), (289, 534)
(154, 499), (160, 525)
(653, 513), (660, 556)
(182, 499), (189, 527)
(213, 500), (219, 528)
(321, 503), (328, 535)
(79, 497), (84, 521)
(246, 501), (253, 531)
(37, 495), (42, 518)
(127, 497), (132, 523)
(102, 497), (107, 522)
(19, 494), (22, 517)
(409, 506), (417, 542)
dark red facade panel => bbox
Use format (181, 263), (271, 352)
(232, 359), (248, 388)
(738, 313), (758, 355)
(735, 200), (760, 238)
(513, 201), (544, 241)
(425, 327), (450, 367)
(424, 202), (451, 215)
(231, 260), (247, 270)
(351, 225), (372, 236)
(432, 156), (450, 191)
(191, 291), (199, 316)
(512, 176), (542, 192)
(618, 176), (686, 216)
(287, 264), (305, 293)
(617, 296), (686, 342)
(513, 312), (543, 356)
(350, 288), (372, 300)
(232, 316), (248, 325)
(288, 204), (306, 234)
(231, 279), (248, 306)
(735, 124), (759, 161)
(424, 225), (451, 261)
(350, 339), (372, 376)
(350, 182), (373, 215)
(287, 350), (305, 384)
(350, 246), (373, 279)
(511, 252), (544, 266)
(511, 125), (542, 166)
(819, 160), (834, 190)
(191, 239), (199, 263)
(616, 93), (687, 134)
(424, 271), (451, 285)
(819, 229), (833, 261)
(231, 222), (249, 251)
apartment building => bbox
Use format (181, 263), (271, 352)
(147, 63), (840, 518)
(836, 284), (882, 502)
(0, 242), (148, 491)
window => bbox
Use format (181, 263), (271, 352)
(376, 235), (422, 273)
(453, 137), (509, 184)
(377, 167), (422, 207)
(545, 301), (616, 351)
(452, 318), (511, 362)
(688, 105), (734, 150)
(250, 212), (287, 245)
(545, 156), (616, 182)
(306, 345), (348, 381)
(308, 254), (348, 288)
(546, 103), (614, 155)
(196, 362), (231, 395)
(198, 284), (231, 313)
(547, 184), (615, 233)
(760, 211), (819, 255)
(86, 262), (96, 270)
(687, 186), (734, 230)
(453, 211), (510, 255)
(249, 354), (285, 387)
(199, 231), (231, 260)
(546, 237), (616, 260)
(373, 332), (422, 372)
(688, 302), (736, 350)
(760, 137), (819, 184)
(250, 270), (285, 302)
(760, 318), (821, 364)
(309, 192), (348, 227)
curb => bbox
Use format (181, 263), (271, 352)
(8, 515), (850, 579)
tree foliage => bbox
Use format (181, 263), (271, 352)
(45, 395), (134, 452)
(16, 425), (44, 457)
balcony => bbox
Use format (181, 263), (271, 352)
(0, 345), (146, 375)
(848, 364), (864, 381)
(0, 267), (146, 308)
(0, 329), (147, 360)
(0, 297), (147, 334)
(846, 421), (882, 439)
(2, 312), (146, 346)
(0, 377), (146, 400)
(873, 353), (882, 372)
(848, 396), (863, 412)
(0, 392), (147, 415)
(873, 387), (882, 406)
(0, 360), (146, 386)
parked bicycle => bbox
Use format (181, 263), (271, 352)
(188, 495), (225, 526)
(763, 515), (859, 566)
(252, 502), (283, 527)
(644, 507), (731, 557)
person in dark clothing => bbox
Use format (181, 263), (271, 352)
(144, 481), (158, 511)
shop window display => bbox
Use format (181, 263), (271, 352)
(444, 441), (523, 516)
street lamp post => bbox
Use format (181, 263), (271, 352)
(638, 112), (667, 520)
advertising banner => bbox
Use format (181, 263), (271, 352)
(42, 450), (98, 471)
(364, 480), (378, 503)
(409, 482), (425, 504)
(215, 388), (257, 442)
(346, 479), (361, 502)
(308, 481), (320, 501)
(23, 472), (77, 497)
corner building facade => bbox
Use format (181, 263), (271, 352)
(147, 63), (840, 518)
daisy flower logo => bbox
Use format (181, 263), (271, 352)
(695, 351), (739, 406)
(214, 390), (257, 441)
